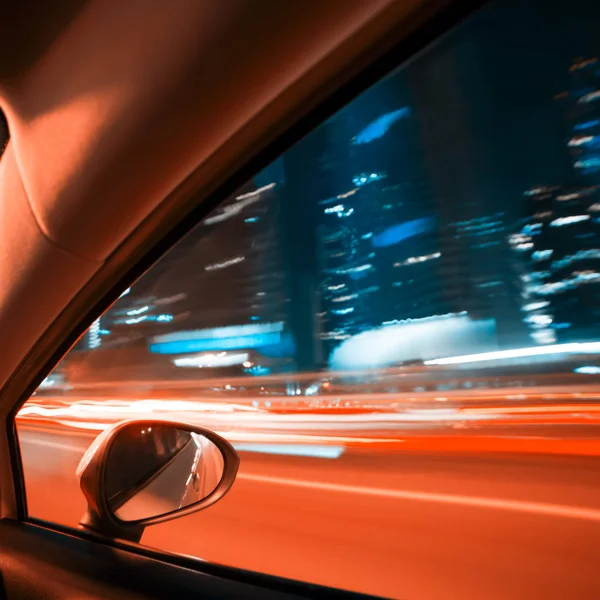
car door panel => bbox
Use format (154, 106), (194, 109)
(0, 520), (382, 600)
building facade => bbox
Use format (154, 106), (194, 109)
(511, 58), (600, 345)
(73, 179), (294, 380)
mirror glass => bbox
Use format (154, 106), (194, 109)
(104, 423), (225, 522)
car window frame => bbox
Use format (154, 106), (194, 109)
(2, 0), (487, 562)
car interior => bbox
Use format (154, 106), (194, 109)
(2, 0), (599, 598)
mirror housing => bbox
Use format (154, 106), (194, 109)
(77, 420), (239, 543)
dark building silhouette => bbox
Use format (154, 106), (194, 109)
(512, 57), (600, 344)
(407, 47), (526, 347)
(561, 57), (600, 184)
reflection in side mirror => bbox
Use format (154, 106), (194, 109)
(106, 425), (225, 522)
(77, 420), (239, 542)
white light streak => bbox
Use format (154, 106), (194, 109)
(425, 342), (600, 366)
(205, 256), (245, 271)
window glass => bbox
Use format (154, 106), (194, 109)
(16, 1), (600, 598)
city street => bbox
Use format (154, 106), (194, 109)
(18, 423), (600, 600)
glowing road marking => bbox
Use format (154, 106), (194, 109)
(238, 473), (600, 522)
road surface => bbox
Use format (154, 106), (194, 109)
(17, 424), (600, 600)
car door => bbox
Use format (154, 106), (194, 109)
(3, 0), (600, 599)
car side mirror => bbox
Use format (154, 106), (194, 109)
(76, 420), (240, 543)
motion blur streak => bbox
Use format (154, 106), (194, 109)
(424, 341), (600, 365)
(18, 420), (600, 599)
(238, 473), (600, 521)
(16, 371), (600, 598)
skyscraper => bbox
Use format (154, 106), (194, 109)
(562, 57), (600, 183)
(281, 83), (460, 366)
(349, 102), (448, 326)
(512, 57), (600, 344)
(70, 179), (294, 380)
(511, 184), (600, 344)
(407, 47), (526, 347)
